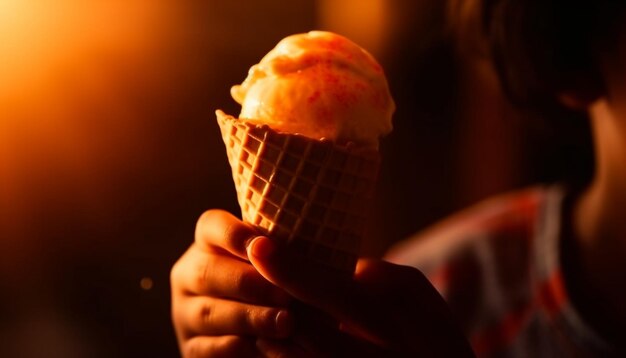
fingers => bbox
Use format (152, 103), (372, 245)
(175, 296), (294, 340)
(181, 335), (257, 358)
(245, 236), (417, 323)
(171, 246), (290, 306)
(195, 209), (260, 260)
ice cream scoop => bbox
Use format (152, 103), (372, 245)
(230, 31), (394, 149)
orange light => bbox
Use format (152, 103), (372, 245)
(0, 1), (169, 103)
(0, 1), (183, 252)
(317, 0), (390, 56)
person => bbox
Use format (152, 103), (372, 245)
(170, 0), (626, 356)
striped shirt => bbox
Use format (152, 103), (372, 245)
(387, 186), (615, 357)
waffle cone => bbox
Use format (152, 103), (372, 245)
(216, 111), (380, 275)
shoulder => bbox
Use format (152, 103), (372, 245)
(386, 186), (547, 274)
(386, 186), (562, 353)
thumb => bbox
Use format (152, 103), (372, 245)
(246, 236), (357, 320)
(245, 236), (413, 348)
(246, 237), (476, 356)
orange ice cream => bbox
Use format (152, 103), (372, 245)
(228, 31), (394, 149)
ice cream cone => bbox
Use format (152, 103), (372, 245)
(217, 111), (380, 276)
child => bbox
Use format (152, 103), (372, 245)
(170, 0), (626, 356)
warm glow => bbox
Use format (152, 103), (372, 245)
(0, 0), (169, 104)
(0, 0), (175, 173)
(0, 0), (185, 261)
(317, 0), (391, 56)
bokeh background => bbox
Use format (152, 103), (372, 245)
(0, 0), (592, 356)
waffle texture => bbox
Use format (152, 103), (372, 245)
(217, 111), (380, 275)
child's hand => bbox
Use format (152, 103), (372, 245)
(170, 210), (294, 357)
(247, 236), (476, 357)
(171, 209), (474, 357)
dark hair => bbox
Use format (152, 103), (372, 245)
(483, 0), (626, 113)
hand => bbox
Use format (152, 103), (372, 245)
(246, 236), (476, 357)
(170, 210), (295, 357)
(171, 209), (475, 357)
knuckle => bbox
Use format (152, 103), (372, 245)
(170, 259), (183, 288)
(171, 251), (195, 297)
(199, 300), (214, 328)
(233, 268), (256, 296)
(170, 245), (219, 296)
(195, 210), (211, 234)
(195, 209), (256, 256)
(194, 210), (219, 243)
(170, 252), (191, 289)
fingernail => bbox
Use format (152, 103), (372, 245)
(275, 310), (293, 337)
(248, 236), (276, 259)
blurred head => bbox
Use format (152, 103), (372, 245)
(482, 0), (626, 112)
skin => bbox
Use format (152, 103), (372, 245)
(566, 23), (626, 346)
(171, 210), (475, 357)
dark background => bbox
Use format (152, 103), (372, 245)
(0, 1), (591, 356)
